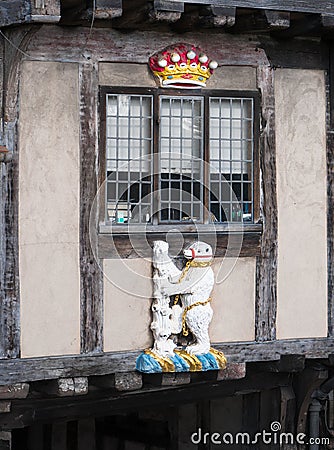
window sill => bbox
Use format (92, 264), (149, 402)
(97, 223), (262, 259)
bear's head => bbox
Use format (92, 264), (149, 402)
(183, 241), (213, 262)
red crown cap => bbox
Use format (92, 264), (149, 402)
(149, 43), (218, 89)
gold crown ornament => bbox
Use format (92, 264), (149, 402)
(149, 43), (218, 89)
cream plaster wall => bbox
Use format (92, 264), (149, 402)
(103, 256), (255, 352)
(19, 61), (80, 357)
(210, 257), (256, 342)
(275, 69), (328, 339)
(98, 63), (257, 91)
(103, 258), (153, 352)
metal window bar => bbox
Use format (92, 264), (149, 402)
(106, 94), (153, 224)
(209, 97), (254, 223)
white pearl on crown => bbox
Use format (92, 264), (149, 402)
(171, 53), (181, 62)
(199, 54), (208, 63)
(187, 50), (196, 60)
(209, 60), (218, 69)
(158, 59), (168, 67)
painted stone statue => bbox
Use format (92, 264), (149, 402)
(136, 241), (227, 373)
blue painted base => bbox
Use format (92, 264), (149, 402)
(136, 348), (227, 373)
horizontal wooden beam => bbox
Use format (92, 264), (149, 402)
(265, 10), (290, 29)
(95, 0), (122, 19)
(30, 0), (61, 23)
(0, 384), (29, 400)
(151, 0), (183, 22)
(97, 229), (262, 259)
(165, 0), (334, 15)
(0, 0), (30, 27)
(211, 5), (236, 27)
(32, 377), (88, 397)
(0, 371), (291, 429)
(154, 0), (184, 12)
(0, 338), (332, 386)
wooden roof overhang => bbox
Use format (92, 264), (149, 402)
(2, 0), (334, 38)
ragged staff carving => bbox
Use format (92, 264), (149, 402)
(151, 240), (181, 357)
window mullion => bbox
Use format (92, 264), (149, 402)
(152, 91), (160, 225)
(203, 95), (210, 224)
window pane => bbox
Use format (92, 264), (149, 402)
(106, 94), (153, 224)
(159, 96), (204, 223)
(209, 98), (254, 223)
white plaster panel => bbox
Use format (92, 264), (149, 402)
(207, 66), (257, 90)
(19, 61), (80, 357)
(99, 63), (156, 87)
(210, 257), (256, 342)
(103, 259), (153, 352)
(275, 69), (328, 339)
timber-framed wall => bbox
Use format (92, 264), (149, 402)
(0, 23), (330, 364)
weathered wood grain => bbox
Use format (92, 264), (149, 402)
(0, 338), (332, 386)
(0, 0), (31, 27)
(259, 37), (326, 70)
(165, 0), (334, 15)
(0, 29), (35, 359)
(30, 0), (61, 22)
(328, 45), (334, 337)
(154, 0), (184, 12)
(79, 63), (104, 354)
(25, 25), (269, 66)
(264, 10), (290, 29)
(255, 65), (277, 342)
(95, 0), (122, 19)
(0, 371), (292, 429)
(98, 231), (261, 259)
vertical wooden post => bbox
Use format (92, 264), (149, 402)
(327, 42), (334, 337)
(79, 62), (104, 354)
(255, 65), (278, 341)
(0, 432), (11, 450)
(78, 419), (96, 450)
(51, 423), (67, 450)
(0, 30), (34, 358)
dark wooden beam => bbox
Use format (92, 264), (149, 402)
(207, 5), (235, 27)
(95, 0), (122, 19)
(165, 0), (334, 15)
(249, 355), (305, 373)
(0, 29), (35, 359)
(0, 384), (29, 399)
(255, 65), (277, 341)
(264, 10), (290, 29)
(154, 0), (184, 12)
(259, 37), (326, 70)
(321, 13), (334, 29)
(0, 432), (11, 450)
(30, 0), (61, 23)
(0, 1), (30, 27)
(327, 42), (334, 337)
(295, 367), (328, 435)
(273, 14), (321, 38)
(32, 378), (88, 397)
(79, 63), (104, 355)
(0, 338), (332, 386)
(151, 0), (183, 22)
(97, 230), (262, 259)
(0, 371), (291, 429)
